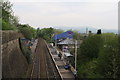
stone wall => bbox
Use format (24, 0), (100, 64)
(2, 31), (28, 78)
(2, 30), (23, 44)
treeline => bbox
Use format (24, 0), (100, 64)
(77, 33), (120, 78)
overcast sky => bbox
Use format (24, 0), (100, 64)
(10, 0), (119, 30)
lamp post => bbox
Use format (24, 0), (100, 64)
(55, 35), (57, 48)
(74, 40), (77, 78)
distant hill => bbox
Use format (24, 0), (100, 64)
(53, 26), (118, 34)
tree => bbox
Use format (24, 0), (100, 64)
(54, 29), (64, 34)
(2, 1), (19, 30)
(96, 33), (119, 78)
(36, 27), (54, 42)
(77, 34), (103, 78)
(18, 24), (36, 40)
(78, 35), (102, 63)
(36, 28), (40, 38)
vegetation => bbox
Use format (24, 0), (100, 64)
(54, 29), (64, 34)
(2, 1), (18, 30)
(18, 24), (36, 40)
(77, 33), (120, 78)
(36, 27), (54, 42)
(19, 39), (32, 64)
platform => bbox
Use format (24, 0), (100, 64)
(46, 44), (75, 79)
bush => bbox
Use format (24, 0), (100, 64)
(20, 39), (32, 64)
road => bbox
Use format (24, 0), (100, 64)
(31, 38), (61, 79)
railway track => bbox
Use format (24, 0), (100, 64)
(31, 38), (61, 79)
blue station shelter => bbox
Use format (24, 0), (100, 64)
(53, 31), (74, 41)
